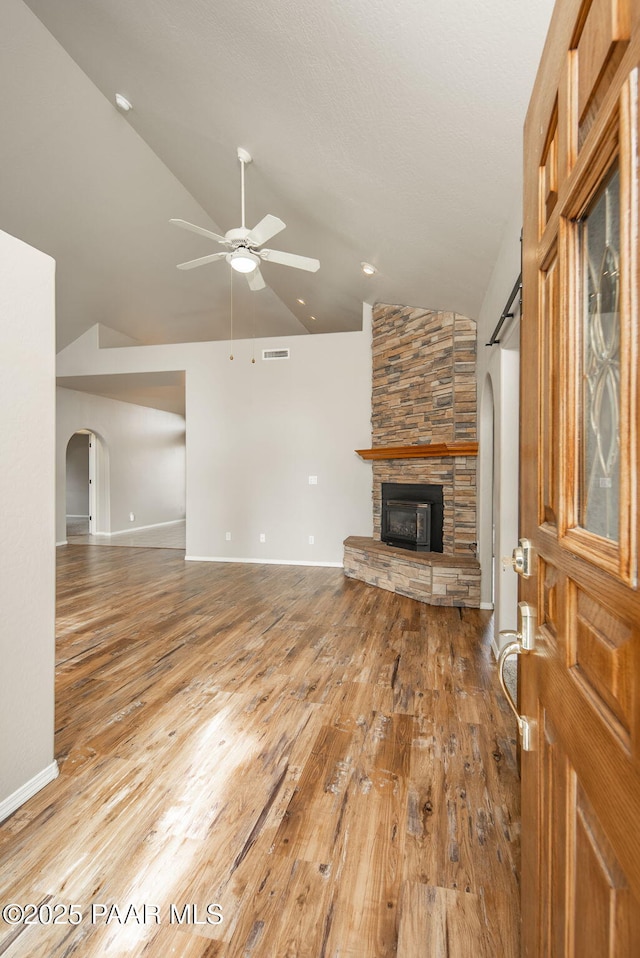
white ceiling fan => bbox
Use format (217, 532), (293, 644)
(170, 147), (320, 291)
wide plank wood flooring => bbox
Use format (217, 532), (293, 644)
(67, 519), (186, 550)
(0, 546), (520, 957)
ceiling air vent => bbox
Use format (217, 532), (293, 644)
(262, 348), (290, 361)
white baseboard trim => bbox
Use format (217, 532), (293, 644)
(56, 540), (68, 547)
(107, 519), (185, 537)
(480, 601), (494, 610)
(185, 555), (344, 569)
(0, 761), (59, 823)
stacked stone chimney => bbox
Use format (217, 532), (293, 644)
(371, 304), (477, 555)
(344, 303), (480, 607)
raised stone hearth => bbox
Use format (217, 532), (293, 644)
(344, 536), (481, 607)
(344, 303), (480, 607)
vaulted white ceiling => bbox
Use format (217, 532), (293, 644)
(2, 0), (554, 353)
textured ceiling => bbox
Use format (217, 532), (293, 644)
(2, 0), (554, 358)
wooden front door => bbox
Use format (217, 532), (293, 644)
(520, 0), (640, 954)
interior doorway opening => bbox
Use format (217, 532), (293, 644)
(65, 430), (93, 537)
(495, 328), (520, 641)
(478, 314), (521, 645)
(479, 374), (496, 609)
(65, 429), (109, 539)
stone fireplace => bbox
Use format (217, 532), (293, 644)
(344, 304), (481, 607)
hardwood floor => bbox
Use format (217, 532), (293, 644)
(0, 546), (520, 957)
(66, 519), (186, 549)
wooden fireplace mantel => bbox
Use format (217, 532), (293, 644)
(355, 441), (478, 461)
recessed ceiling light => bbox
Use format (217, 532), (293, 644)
(297, 298), (306, 305)
(361, 262), (377, 276)
(309, 315), (317, 321)
(115, 93), (133, 112)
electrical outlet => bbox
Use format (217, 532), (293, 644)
(129, 512), (135, 522)
(225, 532), (231, 541)
(308, 475), (318, 485)
(308, 535), (315, 545)
(259, 533), (266, 543)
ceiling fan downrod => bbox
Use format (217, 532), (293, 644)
(237, 147), (252, 232)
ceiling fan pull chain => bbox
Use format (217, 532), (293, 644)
(229, 270), (234, 360)
(251, 286), (256, 363)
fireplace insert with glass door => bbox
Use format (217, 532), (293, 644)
(382, 499), (432, 552)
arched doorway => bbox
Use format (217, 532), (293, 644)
(65, 430), (92, 537)
(478, 322), (521, 642)
(495, 333), (520, 639)
(65, 429), (110, 538)
(479, 374), (496, 610)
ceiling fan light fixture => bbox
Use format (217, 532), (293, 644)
(228, 248), (259, 273)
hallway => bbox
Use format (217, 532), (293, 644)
(0, 547), (519, 956)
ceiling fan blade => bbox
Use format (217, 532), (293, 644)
(260, 249), (320, 272)
(170, 218), (228, 244)
(246, 267), (266, 291)
(246, 214), (286, 247)
(177, 252), (228, 270)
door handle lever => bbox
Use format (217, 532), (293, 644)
(498, 602), (536, 751)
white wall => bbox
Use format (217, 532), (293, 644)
(475, 197), (522, 640)
(0, 229), (57, 819)
(56, 388), (186, 543)
(57, 312), (373, 565)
